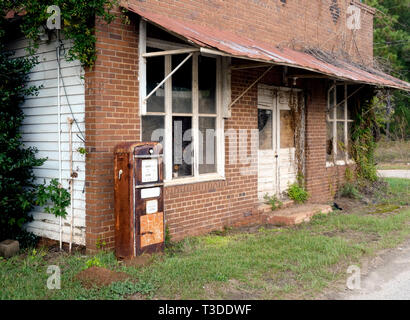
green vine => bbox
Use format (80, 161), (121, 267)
(0, 0), (117, 68)
(351, 88), (379, 184)
(36, 178), (71, 218)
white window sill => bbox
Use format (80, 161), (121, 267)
(326, 159), (355, 168)
(164, 173), (225, 187)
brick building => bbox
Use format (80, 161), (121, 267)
(7, 1), (410, 252)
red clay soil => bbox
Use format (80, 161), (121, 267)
(75, 266), (130, 288)
(122, 254), (154, 267)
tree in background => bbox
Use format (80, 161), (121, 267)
(365, 0), (410, 140)
(0, 46), (45, 246)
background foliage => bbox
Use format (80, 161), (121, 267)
(0, 0), (117, 68)
(365, 0), (410, 139)
(0, 47), (45, 245)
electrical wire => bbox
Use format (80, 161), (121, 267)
(56, 40), (86, 143)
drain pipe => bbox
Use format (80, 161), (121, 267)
(57, 30), (63, 250)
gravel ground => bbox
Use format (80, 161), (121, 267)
(326, 239), (410, 300)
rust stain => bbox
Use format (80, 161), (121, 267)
(140, 212), (164, 248)
(123, 2), (410, 92)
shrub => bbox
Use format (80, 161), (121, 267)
(287, 183), (309, 204)
(0, 47), (45, 243)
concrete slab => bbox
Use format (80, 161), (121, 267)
(0, 240), (20, 258)
(262, 204), (333, 226)
(378, 170), (410, 179)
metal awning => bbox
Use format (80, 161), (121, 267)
(123, 3), (410, 92)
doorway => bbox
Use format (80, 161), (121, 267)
(257, 84), (298, 200)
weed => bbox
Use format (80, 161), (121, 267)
(263, 193), (283, 210)
(109, 279), (156, 298)
(85, 257), (102, 269)
(340, 183), (362, 199)
(96, 238), (107, 250)
(287, 183), (309, 204)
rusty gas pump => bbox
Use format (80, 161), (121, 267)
(114, 142), (164, 258)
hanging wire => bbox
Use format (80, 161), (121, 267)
(56, 40), (86, 143)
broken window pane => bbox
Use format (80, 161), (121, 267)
(347, 122), (353, 159)
(172, 116), (193, 178)
(336, 122), (346, 161)
(258, 109), (273, 150)
(328, 87), (335, 119)
(146, 54), (165, 113)
(172, 55), (192, 114)
(326, 121), (334, 162)
(199, 56), (217, 114)
(199, 117), (217, 174)
(336, 85), (345, 120)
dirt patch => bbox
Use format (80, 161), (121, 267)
(203, 279), (262, 300)
(333, 198), (365, 213)
(75, 266), (130, 288)
(122, 254), (154, 267)
(321, 229), (380, 243)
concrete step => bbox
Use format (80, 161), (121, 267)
(258, 199), (294, 214)
(260, 203), (333, 226)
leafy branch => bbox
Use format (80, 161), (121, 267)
(36, 178), (71, 218)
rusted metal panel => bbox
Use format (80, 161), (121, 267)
(114, 142), (164, 259)
(123, 3), (410, 92)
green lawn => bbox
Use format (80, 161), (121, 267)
(1, 178), (410, 300)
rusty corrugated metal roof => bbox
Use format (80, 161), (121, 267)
(123, 3), (410, 92)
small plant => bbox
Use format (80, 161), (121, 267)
(164, 224), (171, 248)
(96, 237), (107, 250)
(263, 193), (283, 210)
(77, 147), (88, 155)
(36, 179), (71, 218)
(109, 279), (156, 298)
(340, 183), (361, 199)
(85, 257), (102, 269)
(287, 183), (309, 204)
(345, 167), (355, 183)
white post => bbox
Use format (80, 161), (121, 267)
(57, 30), (63, 251)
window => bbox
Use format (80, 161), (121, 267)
(258, 109), (273, 150)
(326, 83), (354, 165)
(141, 49), (224, 183)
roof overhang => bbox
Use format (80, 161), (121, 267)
(122, 3), (410, 92)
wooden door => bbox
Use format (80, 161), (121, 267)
(257, 85), (297, 200)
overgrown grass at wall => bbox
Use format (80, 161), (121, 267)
(1, 178), (409, 300)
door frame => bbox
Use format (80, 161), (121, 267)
(257, 84), (302, 198)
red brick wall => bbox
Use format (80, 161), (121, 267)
(304, 79), (355, 203)
(85, 5), (364, 251)
(85, 10), (140, 252)
(126, 0), (375, 64)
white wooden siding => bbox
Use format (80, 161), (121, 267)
(8, 37), (86, 245)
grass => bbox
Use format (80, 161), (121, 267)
(377, 163), (410, 170)
(1, 178), (410, 300)
(375, 139), (409, 166)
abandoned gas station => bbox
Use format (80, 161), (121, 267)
(10, 1), (410, 254)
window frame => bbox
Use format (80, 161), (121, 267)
(140, 46), (225, 185)
(326, 83), (354, 167)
